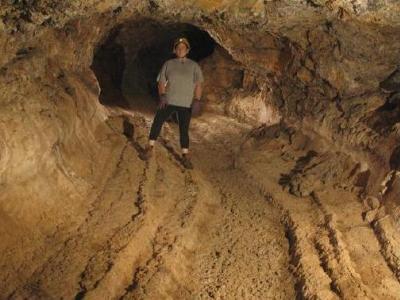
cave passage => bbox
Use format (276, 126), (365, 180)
(4, 1), (400, 298)
(91, 19), (216, 113)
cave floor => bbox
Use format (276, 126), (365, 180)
(7, 109), (400, 299)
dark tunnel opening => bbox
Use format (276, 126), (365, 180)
(90, 20), (217, 113)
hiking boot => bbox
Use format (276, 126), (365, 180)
(139, 146), (153, 161)
(181, 154), (193, 169)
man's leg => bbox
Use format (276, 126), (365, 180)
(149, 105), (175, 144)
(177, 106), (193, 169)
(177, 106), (192, 151)
(140, 105), (175, 160)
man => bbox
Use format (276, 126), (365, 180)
(140, 37), (204, 169)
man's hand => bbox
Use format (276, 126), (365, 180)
(191, 97), (202, 116)
(158, 94), (168, 109)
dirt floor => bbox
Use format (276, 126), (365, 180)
(4, 104), (400, 299)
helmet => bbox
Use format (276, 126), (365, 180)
(173, 37), (191, 50)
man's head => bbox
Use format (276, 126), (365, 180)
(173, 37), (190, 58)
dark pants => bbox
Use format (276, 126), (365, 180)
(149, 105), (192, 148)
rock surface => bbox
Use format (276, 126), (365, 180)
(1, 0), (400, 298)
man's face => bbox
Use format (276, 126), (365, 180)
(175, 43), (189, 58)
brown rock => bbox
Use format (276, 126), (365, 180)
(365, 196), (380, 210)
(297, 67), (314, 83)
(363, 209), (378, 223)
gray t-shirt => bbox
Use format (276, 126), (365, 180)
(156, 58), (204, 108)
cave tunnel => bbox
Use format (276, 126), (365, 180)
(3, 1), (400, 298)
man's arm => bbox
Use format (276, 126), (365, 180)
(193, 63), (203, 100)
(157, 81), (168, 109)
(194, 82), (202, 100)
(156, 60), (168, 96)
(158, 80), (167, 95)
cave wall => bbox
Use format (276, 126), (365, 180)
(1, 0), (400, 272)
